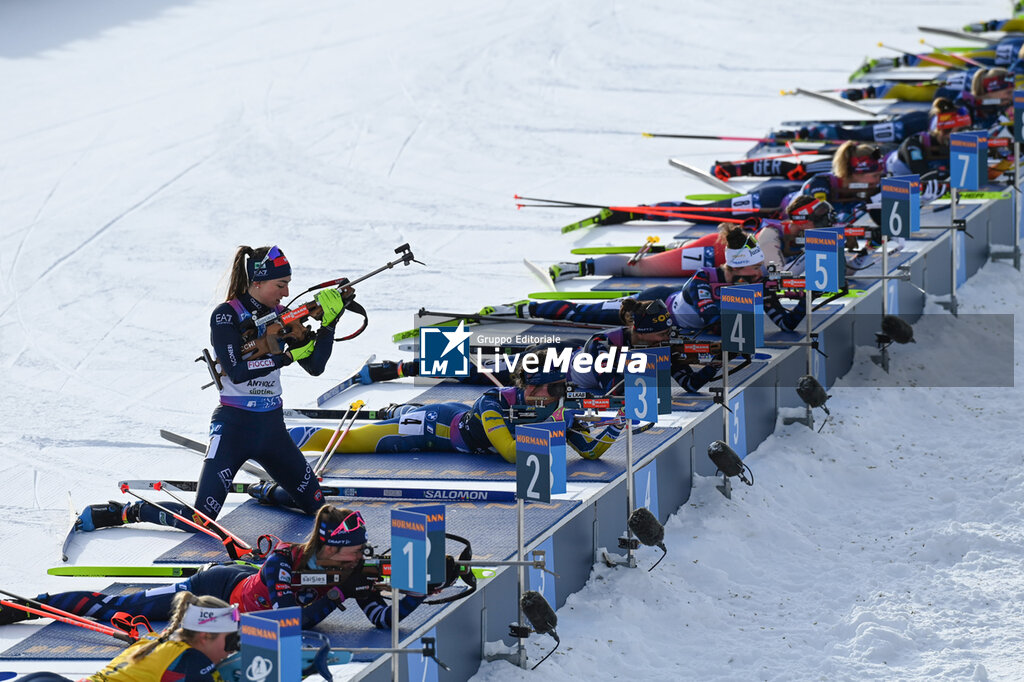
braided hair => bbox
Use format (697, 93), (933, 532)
(126, 591), (230, 663)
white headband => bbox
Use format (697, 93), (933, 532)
(725, 243), (765, 268)
(182, 603), (239, 633)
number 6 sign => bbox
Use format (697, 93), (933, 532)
(881, 175), (919, 238)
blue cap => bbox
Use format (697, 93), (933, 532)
(318, 511), (367, 547)
(632, 299), (673, 334)
(247, 245), (292, 282)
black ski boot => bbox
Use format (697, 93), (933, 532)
(0, 600), (42, 625)
(75, 500), (136, 532)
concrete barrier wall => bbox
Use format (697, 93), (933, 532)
(354, 195), (1013, 681)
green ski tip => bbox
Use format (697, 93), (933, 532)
(684, 193), (741, 201)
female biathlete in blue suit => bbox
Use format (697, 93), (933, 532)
(1, 505), (422, 633)
(76, 245), (351, 532)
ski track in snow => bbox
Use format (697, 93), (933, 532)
(0, 0), (1018, 679)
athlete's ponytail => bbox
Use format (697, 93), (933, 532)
(225, 245), (272, 301)
(127, 592), (230, 663)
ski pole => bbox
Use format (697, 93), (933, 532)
(917, 39), (985, 67)
(314, 400), (365, 477)
(119, 485), (254, 559)
(416, 308), (615, 330)
(150, 482), (251, 551)
(312, 404), (355, 474)
(876, 42), (969, 70)
(0, 591), (134, 643)
(513, 195), (606, 209)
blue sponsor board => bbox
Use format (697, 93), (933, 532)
(720, 284), (764, 353)
(239, 606), (302, 682)
(391, 509), (429, 594)
(805, 229), (843, 293)
(881, 175), (920, 237)
(949, 132), (987, 191)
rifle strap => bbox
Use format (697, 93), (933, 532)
(334, 300), (369, 341)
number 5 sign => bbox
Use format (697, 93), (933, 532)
(881, 175), (920, 238)
(804, 228), (843, 292)
(949, 131), (987, 191)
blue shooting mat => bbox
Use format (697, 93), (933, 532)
(0, 583), (167, 661)
(763, 303), (844, 344)
(592, 276), (688, 291)
(846, 249), (915, 286)
(155, 499), (577, 566)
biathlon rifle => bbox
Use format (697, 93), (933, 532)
(198, 244), (423, 389)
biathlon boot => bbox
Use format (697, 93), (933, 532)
(358, 359), (418, 384)
(247, 481), (281, 506)
(549, 258), (595, 283)
(76, 500), (138, 532)
(0, 600), (41, 625)
(478, 300), (531, 318)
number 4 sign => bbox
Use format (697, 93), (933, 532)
(881, 175), (920, 238)
(720, 284), (763, 354)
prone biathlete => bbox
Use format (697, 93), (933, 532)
(0, 505), (421, 632)
(74, 246), (352, 535)
(485, 226), (809, 336)
(273, 353), (625, 478)
(17, 592), (238, 682)
(542, 194), (832, 283)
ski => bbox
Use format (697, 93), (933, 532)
(391, 318), (476, 343)
(790, 88), (881, 116)
(159, 428), (206, 454)
(668, 159), (735, 192)
(60, 492), (77, 563)
(570, 244), (674, 255)
(528, 290), (636, 300)
(917, 25), (998, 44)
(117, 479), (519, 502)
(523, 258), (557, 291)
(284, 407), (393, 421)
(48, 564), (497, 581)
(163, 429), (272, 479)
(49, 564), (207, 578)
(316, 354), (375, 406)
(560, 208), (616, 234)
(684, 192), (742, 201)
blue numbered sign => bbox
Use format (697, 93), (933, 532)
(720, 284), (764, 354)
(949, 132), (987, 191)
(881, 175), (920, 238)
(804, 229), (843, 293)
(625, 355), (657, 422)
(516, 425), (553, 503)
(391, 509), (428, 594)
(406, 505), (445, 585)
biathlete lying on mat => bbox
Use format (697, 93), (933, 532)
(277, 349), (626, 476)
(0, 505), (422, 632)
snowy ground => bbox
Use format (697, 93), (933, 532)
(0, 0), (1018, 679)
